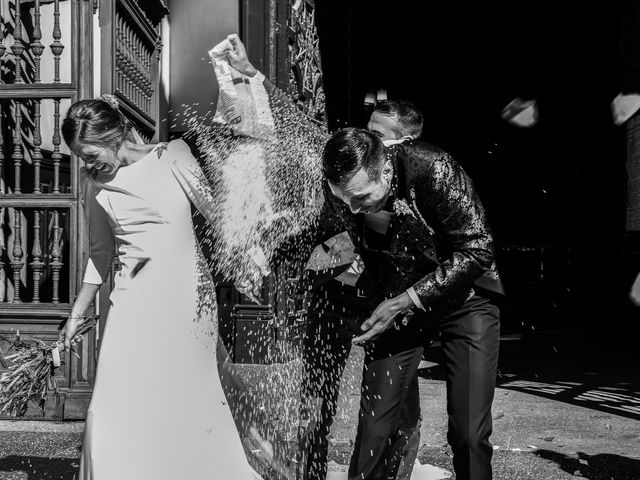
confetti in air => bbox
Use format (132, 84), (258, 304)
(177, 51), (342, 475)
(501, 97), (539, 128)
(182, 51), (329, 289)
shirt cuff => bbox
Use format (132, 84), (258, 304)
(406, 287), (425, 311)
(250, 70), (265, 84)
(83, 258), (103, 285)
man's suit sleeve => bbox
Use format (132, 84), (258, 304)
(411, 151), (495, 307)
(258, 75), (328, 144)
(251, 72), (341, 263)
(274, 183), (346, 266)
(316, 182), (349, 244)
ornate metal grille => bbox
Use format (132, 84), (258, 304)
(288, 0), (326, 126)
(111, 0), (162, 141)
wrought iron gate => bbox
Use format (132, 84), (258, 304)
(0, 0), (167, 419)
(0, 0), (94, 419)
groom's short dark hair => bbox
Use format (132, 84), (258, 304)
(374, 100), (423, 139)
(322, 128), (385, 186)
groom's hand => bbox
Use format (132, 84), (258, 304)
(236, 247), (270, 304)
(236, 269), (263, 304)
(225, 33), (258, 77)
(352, 292), (414, 344)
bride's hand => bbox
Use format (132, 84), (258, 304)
(225, 33), (258, 77)
(61, 315), (84, 351)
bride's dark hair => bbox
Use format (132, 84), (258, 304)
(62, 99), (133, 151)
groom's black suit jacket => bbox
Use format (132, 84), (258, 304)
(316, 142), (504, 355)
(263, 77), (504, 356)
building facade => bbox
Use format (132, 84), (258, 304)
(0, 0), (324, 419)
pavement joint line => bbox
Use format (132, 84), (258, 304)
(0, 420), (85, 433)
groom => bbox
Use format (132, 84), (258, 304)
(318, 128), (503, 480)
(300, 99), (426, 480)
(225, 35), (503, 480)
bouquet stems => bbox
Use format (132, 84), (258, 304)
(0, 315), (98, 417)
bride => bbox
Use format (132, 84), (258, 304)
(61, 93), (267, 479)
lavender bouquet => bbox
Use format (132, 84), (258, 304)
(0, 315), (98, 417)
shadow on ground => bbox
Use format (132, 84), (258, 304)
(534, 449), (640, 480)
(0, 456), (78, 480)
(420, 339), (640, 420)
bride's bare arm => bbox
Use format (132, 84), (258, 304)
(62, 174), (116, 349)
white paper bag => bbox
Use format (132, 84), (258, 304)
(208, 40), (275, 140)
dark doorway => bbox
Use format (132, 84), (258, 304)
(316, 1), (631, 335)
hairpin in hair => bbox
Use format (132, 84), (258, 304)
(99, 93), (120, 111)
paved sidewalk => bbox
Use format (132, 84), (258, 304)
(0, 338), (638, 479)
(327, 339), (640, 479)
(0, 421), (83, 479)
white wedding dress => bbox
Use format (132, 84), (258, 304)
(79, 139), (261, 480)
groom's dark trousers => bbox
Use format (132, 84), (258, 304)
(348, 292), (500, 480)
(301, 278), (359, 480)
(440, 293), (500, 480)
